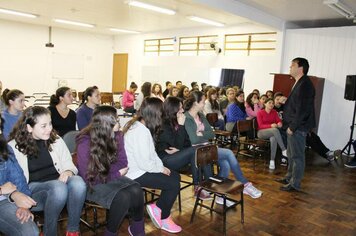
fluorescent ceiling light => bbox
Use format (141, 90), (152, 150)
(128, 1), (176, 15)
(109, 28), (140, 34)
(323, 0), (355, 19)
(0, 8), (37, 18)
(53, 19), (95, 28)
(188, 16), (225, 27)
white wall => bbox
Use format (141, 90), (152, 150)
(114, 23), (283, 94)
(0, 20), (114, 95)
(282, 26), (356, 150)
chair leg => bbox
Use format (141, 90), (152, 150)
(93, 207), (98, 233)
(241, 191), (244, 224)
(190, 188), (203, 223)
(178, 190), (182, 212)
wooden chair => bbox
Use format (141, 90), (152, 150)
(236, 119), (270, 170)
(190, 144), (244, 236)
(206, 113), (233, 147)
(101, 92), (114, 105)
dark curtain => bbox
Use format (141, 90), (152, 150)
(218, 69), (244, 88)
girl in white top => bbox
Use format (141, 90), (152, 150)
(123, 97), (181, 234)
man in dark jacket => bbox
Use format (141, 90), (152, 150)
(278, 57), (315, 191)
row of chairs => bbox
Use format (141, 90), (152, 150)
(206, 113), (270, 170)
(61, 131), (245, 235)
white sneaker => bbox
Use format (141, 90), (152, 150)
(282, 149), (287, 157)
(269, 160), (275, 170)
(215, 196), (235, 207)
(243, 182), (262, 199)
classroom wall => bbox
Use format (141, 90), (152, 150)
(282, 26), (356, 150)
(0, 19), (114, 96)
(113, 23), (283, 94)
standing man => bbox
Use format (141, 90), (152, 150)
(278, 57), (315, 192)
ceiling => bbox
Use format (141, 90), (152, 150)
(0, 0), (355, 35)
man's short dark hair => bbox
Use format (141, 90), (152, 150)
(176, 81), (182, 85)
(191, 82), (197, 88)
(274, 91), (283, 99)
(293, 57), (309, 75)
(166, 81), (171, 86)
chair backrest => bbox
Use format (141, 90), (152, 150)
(62, 130), (80, 153)
(237, 119), (253, 133)
(195, 144), (218, 168)
(101, 92), (114, 105)
(206, 113), (218, 127)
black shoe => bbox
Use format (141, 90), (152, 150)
(275, 178), (289, 185)
(280, 157), (288, 166)
(280, 184), (298, 192)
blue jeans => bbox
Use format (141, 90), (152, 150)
(286, 130), (307, 190)
(0, 200), (39, 236)
(30, 176), (86, 235)
(161, 147), (212, 184)
(217, 148), (248, 184)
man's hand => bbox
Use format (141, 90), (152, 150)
(287, 127), (293, 135)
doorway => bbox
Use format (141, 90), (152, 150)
(112, 53), (128, 93)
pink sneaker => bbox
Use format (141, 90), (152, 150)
(161, 216), (182, 233)
(146, 203), (162, 228)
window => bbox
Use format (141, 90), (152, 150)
(224, 32), (276, 56)
(179, 35), (218, 56)
(144, 38), (174, 56)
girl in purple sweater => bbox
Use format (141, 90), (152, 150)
(76, 106), (145, 236)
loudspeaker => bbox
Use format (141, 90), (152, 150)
(345, 75), (356, 101)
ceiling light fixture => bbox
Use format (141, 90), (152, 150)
(53, 19), (95, 28)
(323, 0), (355, 19)
(109, 28), (140, 34)
(128, 1), (176, 15)
(188, 16), (225, 27)
(0, 8), (37, 18)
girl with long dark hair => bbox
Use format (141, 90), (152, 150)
(184, 91), (262, 202)
(225, 90), (251, 132)
(245, 92), (262, 118)
(204, 88), (225, 130)
(8, 106), (86, 236)
(77, 106), (145, 236)
(48, 87), (76, 136)
(135, 82), (151, 110)
(157, 96), (212, 200)
(123, 97), (182, 234)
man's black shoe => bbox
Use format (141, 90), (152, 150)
(280, 184), (298, 192)
(275, 178), (289, 185)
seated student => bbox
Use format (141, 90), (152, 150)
(135, 82), (151, 111)
(151, 83), (165, 102)
(184, 91), (262, 202)
(256, 98), (288, 170)
(219, 87), (234, 115)
(266, 90), (274, 99)
(204, 88), (225, 130)
(2, 89), (25, 139)
(157, 97), (213, 200)
(123, 97), (182, 233)
(122, 82), (138, 114)
(8, 106), (86, 236)
(76, 106), (145, 236)
(167, 86), (179, 98)
(0, 115), (39, 236)
(225, 90), (252, 132)
(48, 87), (77, 137)
(245, 92), (262, 118)
(177, 85), (190, 101)
(76, 86), (101, 130)
(162, 81), (172, 99)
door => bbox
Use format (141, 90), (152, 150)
(112, 53), (128, 93)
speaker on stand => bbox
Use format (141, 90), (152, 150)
(342, 75), (356, 156)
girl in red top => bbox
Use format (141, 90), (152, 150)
(256, 98), (287, 170)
